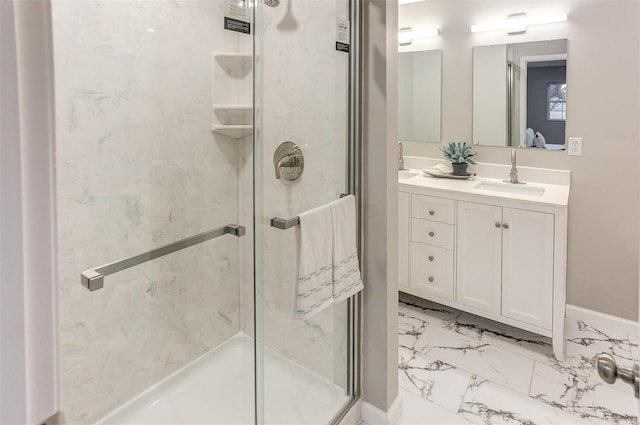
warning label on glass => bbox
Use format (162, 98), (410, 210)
(336, 18), (350, 53)
(336, 42), (349, 53)
(225, 17), (250, 34)
(224, 0), (251, 34)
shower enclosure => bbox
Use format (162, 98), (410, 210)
(53, 0), (359, 423)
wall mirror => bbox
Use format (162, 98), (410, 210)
(472, 39), (567, 150)
(398, 49), (442, 143)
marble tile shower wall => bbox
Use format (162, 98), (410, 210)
(246, 0), (350, 388)
(53, 2), (247, 423)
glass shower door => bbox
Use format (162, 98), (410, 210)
(53, 1), (256, 423)
(253, 0), (358, 423)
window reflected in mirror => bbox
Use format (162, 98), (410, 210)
(472, 39), (567, 151)
(398, 49), (442, 143)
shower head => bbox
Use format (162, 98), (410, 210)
(264, 0), (280, 7)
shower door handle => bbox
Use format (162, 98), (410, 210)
(596, 353), (640, 398)
(81, 224), (245, 291)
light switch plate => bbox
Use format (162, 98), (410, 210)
(568, 137), (582, 156)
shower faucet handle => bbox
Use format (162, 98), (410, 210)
(274, 141), (304, 181)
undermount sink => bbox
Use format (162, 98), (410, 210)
(399, 170), (420, 179)
(474, 181), (545, 197)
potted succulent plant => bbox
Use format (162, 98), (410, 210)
(440, 142), (477, 176)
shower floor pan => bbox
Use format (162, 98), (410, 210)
(97, 333), (348, 424)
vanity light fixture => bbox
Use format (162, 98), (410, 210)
(398, 27), (440, 45)
(471, 12), (567, 34)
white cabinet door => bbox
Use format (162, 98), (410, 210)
(456, 201), (502, 314)
(502, 208), (554, 329)
(399, 191), (410, 289)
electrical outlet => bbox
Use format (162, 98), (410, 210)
(568, 137), (582, 156)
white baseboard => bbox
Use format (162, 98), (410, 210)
(566, 304), (638, 336)
(337, 398), (362, 425)
(362, 394), (403, 425)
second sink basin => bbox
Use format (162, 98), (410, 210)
(399, 170), (420, 179)
(474, 181), (545, 197)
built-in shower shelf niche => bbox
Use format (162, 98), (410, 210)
(212, 52), (253, 139)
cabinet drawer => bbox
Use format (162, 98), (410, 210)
(410, 243), (454, 300)
(411, 219), (454, 249)
(411, 194), (455, 224)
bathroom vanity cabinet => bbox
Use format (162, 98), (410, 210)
(398, 166), (569, 360)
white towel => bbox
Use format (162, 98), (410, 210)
(534, 131), (546, 148)
(295, 203), (334, 319)
(330, 195), (364, 303)
(526, 128), (535, 147)
(423, 163), (453, 174)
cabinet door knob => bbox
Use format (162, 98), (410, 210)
(429, 210), (435, 216)
(428, 231), (435, 237)
(502, 223), (509, 229)
(495, 222), (501, 228)
(428, 276), (434, 283)
(428, 255), (434, 262)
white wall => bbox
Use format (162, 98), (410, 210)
(399, 1), (640, 320)
(52, 1), (246, 422)
(361, 0), (400, 414)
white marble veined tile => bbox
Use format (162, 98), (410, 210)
(399, 347), (472, 413)
(627, 333), (639, 363)
(445, 312), (554, 363)
(460, 376), (593, 425)
(398, 300), (638, 425)
(565, 319), (634, 361)
(561, 339), (637, 395)
(530, 362), (637, 425)
(399, 309), (430, 351)
(415, 324), (536, 394)
(396, 389), (473, 425)
(400, 299), (554, 363)
(399, 296), (462, 328)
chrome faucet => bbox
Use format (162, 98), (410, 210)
(398, 142), (406, 171)
(504, 148), (524, 184)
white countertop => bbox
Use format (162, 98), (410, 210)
(399, 169), (570, 208)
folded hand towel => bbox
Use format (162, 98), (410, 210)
(330, 195), (364, 303)
(423, 163), (453, 174)
(295, 203), (334, 319)
(534, 131), (546, 148)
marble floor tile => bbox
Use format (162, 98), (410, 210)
(399, 294), (462, 328)
(397, 389), (472, 425)
(460, 376), (593, 425)
(414, 324), (536, 395)
(530, 361), (638, 425)
(399, 346), (472, 413)
(399, 300), (638, 425)
(565, 318), (634, 361)
(563, 338), (636, 394)
(450, 312), (554, 363)
(628, 334), (639, 362)
(399, 309), (430, 351)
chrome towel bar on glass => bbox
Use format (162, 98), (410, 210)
(81, 224), (246, 291)
(270, 194), (350, 230)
